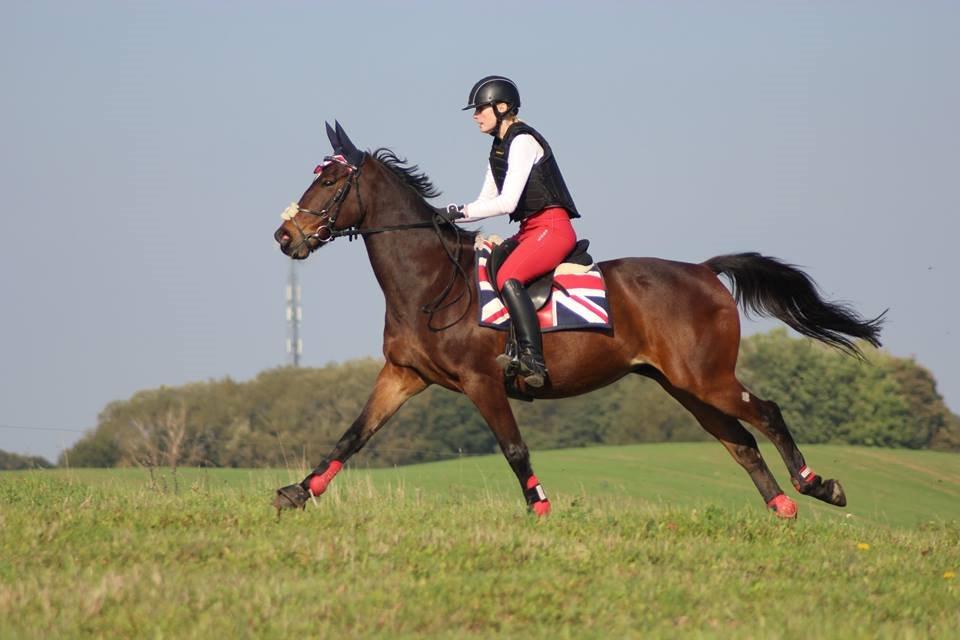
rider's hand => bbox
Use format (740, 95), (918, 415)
(433, 203), (465, 221)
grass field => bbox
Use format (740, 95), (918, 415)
(2, 443), (958, 639)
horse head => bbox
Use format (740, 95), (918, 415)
(275, 121), (367, 259)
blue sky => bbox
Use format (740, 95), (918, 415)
(2, 2), (957, 460)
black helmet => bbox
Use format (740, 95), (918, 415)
(463, 75), (521, 114)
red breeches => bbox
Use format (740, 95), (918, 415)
(495, 208), (577, 290)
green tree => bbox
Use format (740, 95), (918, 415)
(738, 329), (949, 448)
(0, 449), (53, 470)
(60, 331), (959, 467)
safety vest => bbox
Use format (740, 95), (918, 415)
(489, 123), (580, 222)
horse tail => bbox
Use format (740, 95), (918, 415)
(703, 252), (886, 357)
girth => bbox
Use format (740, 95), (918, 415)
(488, 239), (593, 309)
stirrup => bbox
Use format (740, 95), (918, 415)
(495, 352), (519, 374)
(517, 353), (547, 388)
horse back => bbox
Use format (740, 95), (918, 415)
(599, 256), (733, 309)
(599, 256), (740, 357)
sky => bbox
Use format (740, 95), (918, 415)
(2, 2), (958, 461)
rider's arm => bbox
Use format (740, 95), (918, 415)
(474, 166), (498, 202)
(461, 134), (544, 221)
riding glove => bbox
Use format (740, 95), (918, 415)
(433, 204), (465, 221)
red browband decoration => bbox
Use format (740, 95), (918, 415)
(315, 154), (352, 174)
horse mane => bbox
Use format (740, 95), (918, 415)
(369, 147), (479, 244)
(371, 148), (442, 200)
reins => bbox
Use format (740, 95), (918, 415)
(287, 157), (473, 331)
(417, 213), (473, 331)
(329, 219), (434, 240)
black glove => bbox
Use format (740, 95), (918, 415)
(433, 203), (465, 221)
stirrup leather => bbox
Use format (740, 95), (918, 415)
(496, 325), (520, 375)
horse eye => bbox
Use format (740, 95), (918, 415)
(321, 179), (335, 187)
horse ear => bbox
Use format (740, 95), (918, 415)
(334, 121), (364, 166)
(325, 121), (341, 153)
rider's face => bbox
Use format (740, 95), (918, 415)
(473, 104), (499, 134)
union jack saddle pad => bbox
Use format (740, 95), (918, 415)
(476, 237), (612, 332)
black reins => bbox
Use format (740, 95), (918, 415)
(289, 158), (473, 330)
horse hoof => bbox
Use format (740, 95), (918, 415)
(273, 484), (311, 512)
(827, 479), (847, 507)
(767, 494), (798, 519)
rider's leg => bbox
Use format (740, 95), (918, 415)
(499, 280), (547, 387)
(495, 209), (576, 386)
(494, 209), (577, 290)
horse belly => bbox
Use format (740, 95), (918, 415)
(536, 330), (639, 398)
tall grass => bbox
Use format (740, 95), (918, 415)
(1, 444), (958, 639)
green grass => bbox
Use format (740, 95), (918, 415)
(2, 444), (958, 639)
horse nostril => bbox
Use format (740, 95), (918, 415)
(275, 228), (291, 247)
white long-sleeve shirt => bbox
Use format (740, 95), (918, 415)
(461, 134), (545, 221)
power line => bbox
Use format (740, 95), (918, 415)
(0, 423), (87, 434)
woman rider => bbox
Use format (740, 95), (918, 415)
(442, 75), (580, 388)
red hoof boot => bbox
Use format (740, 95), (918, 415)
(531, 500), (551, 517)
(525, 475), (550, 517)
(307, 460), (343, 497)
(767, 493), (798, 519)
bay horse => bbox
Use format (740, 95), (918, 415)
(272, 122), (883, 519)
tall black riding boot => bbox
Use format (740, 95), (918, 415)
(499, 279), (548, 387)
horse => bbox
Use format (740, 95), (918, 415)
(271, 122), (884, 519)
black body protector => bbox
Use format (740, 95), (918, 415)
(489, 123), (580, 223)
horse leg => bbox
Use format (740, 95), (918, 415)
(699, 379), (847, 507)
(273, 361), (427, 511)
(463, 380), (551, 516)
(650, 374), (797, 518)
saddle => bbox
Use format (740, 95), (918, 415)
(486, 238), (594, 309)
(484, 238), (597, 402)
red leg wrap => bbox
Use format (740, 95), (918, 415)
(792, 464), (819, 492)
(525, 475), (551, 516)
(767, 493), (798, 519)
(798, 464), (818, 485)
(308, 460), (343, 496)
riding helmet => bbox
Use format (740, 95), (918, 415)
(463, 76), (521, 114)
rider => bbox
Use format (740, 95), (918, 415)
(442, 75), (580, 388)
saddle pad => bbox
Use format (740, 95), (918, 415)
(476, 239), (612, 333)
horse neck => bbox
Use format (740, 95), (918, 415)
(359, 162), (475, 315)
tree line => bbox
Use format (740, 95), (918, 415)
(0, 449), (54, 471)
(57, 329), (959, 469)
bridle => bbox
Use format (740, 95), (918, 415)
(282, 155), (364, 250)
(281, 155), (473, 330)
